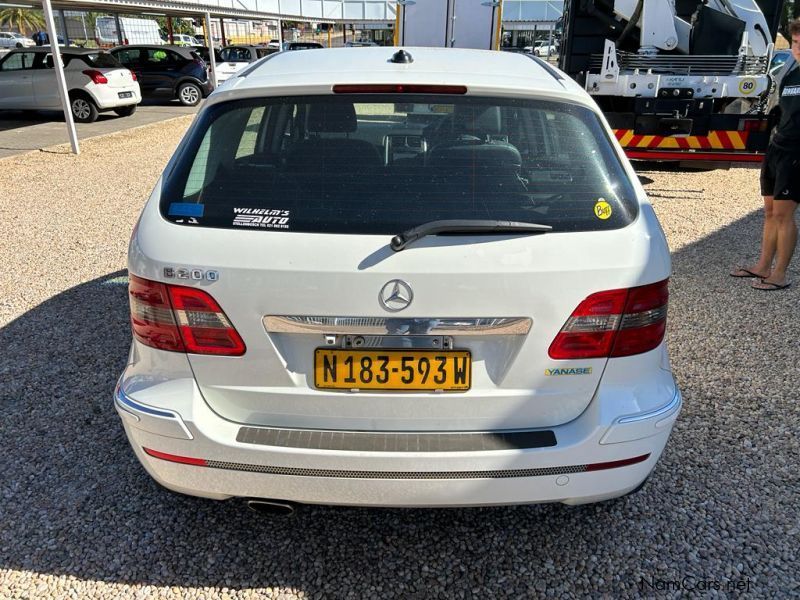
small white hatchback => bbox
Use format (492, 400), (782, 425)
(0, 48), (140, 122)
(117, 47), (681, 508)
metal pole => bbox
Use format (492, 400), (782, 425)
(114, 13), (123, 45)
(167, 16), (174, 44)
(42, 0), (79, 154)
(327, 23), (331, 47)
(493, 0), (503, 50)
(219, 17), (226, 45)
(80, 12), (87, 45)
(277, 0), (283, 47)
(58, 9), (68, 46)
(394, 2), (400, 46)
(204, 12), (217, 88)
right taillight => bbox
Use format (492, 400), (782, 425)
(548, 279), (668, 360)
(128, 275), (246, 356)
(611, 279), (669, 357)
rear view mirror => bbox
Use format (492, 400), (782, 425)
(45, 55), (54, 69)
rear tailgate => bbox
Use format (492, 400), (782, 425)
(134, 214), (663, 432)
(100, 67), (137, 89)
(216, 61), (248, 83)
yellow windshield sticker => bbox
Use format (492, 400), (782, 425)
(594, 199), (612, 220)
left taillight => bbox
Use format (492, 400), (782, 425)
(130, 71), (137, 82)
(129, 275), (246, 356)
(82, 69), (108, 84)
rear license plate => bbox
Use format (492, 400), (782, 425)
(118, 91), (133, 99)
(314, 349), (471, 391)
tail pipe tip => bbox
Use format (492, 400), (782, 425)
(246, 499), (298, 517)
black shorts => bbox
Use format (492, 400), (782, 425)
(760, 145), (800, 201)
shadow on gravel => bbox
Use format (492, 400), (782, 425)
(0, 200), (798, 597)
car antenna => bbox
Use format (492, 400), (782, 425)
(390, 49), (413, 64)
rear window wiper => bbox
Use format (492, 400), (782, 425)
(390, 219), (552, 252)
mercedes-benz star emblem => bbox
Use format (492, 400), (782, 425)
(379, 280), (413, 312)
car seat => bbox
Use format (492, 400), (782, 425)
(285, 102), (383, 172)
(427, 106), (521, 169)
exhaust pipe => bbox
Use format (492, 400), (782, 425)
(246, 499), (297, 517)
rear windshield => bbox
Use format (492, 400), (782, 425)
(161, 95), (638, 234)
(220, 47), (252, 62)
(80, 52), (122, 68)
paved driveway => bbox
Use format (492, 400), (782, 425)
(0, 99), (198, 159)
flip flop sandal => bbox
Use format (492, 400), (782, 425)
(751, 280), (791, 291)
(730, 267), (769, 278)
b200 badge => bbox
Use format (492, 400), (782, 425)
(163, 267), (219, 281)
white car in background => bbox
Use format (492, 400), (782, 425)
(523, 42), (558, 57)
(0, 31), (35, 48)
(0, 47), (140, 122)
(214, 45), (272, 84)
(117, 47), (680, 510)
(534, 43), (558, 57)
(171, 34), (202, 47)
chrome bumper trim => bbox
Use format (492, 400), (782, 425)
(263, 316), (532, 336)
(115, 385), (176, 419)
(114, 382), (193, 440)
(616, 390), (682, 424)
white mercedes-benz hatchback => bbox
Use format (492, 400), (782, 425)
(116, 47), (681, 509)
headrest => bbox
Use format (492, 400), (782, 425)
(452, 105), (502, 135)
(428, 142), (521, 169)
(306, 103), (357, 133)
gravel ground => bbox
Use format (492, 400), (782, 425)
(0, 122), (798, 599)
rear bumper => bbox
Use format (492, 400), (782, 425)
(195, 79), (214, 97)
(114, 373), (681, 507)
(92, 85), (141, 109)
(625, 149), (764, 163)
(171, 79), (214, 98)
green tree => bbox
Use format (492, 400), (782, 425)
(780, 0), (798, 36)
(155, 16), (195, 41)
(0, 8), (45, 35)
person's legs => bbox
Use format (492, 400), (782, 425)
(753, 195), (777, 275)
(753, 198), (798, 288)
(731, 195), (775, 278)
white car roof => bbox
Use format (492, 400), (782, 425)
(210, 47), (593, 108)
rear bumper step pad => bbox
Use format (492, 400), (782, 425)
(236, 426), (557, 452)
